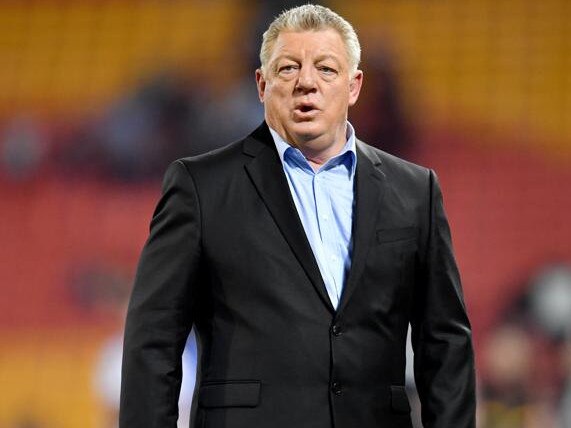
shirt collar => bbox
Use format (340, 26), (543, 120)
(269, 122), (357, 176)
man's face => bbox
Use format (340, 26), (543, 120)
(256, 29), (363, 156)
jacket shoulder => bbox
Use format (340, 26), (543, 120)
(173, 121), (273, 175)
(176, 138), (247, 172)
(357, 140), (431, 182)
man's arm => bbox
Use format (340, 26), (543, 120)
(120, 160), (202, 427)
(411, 169), (476, 428)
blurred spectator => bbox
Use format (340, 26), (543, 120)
(77, 261), (198, 427)
(527, 265), (571, 427)
(479, 264), (571, 428)
(1, 116), (47, 180)
(194, 75), (263, 150)
(56, 73), (199, 181)
(480, 323), (536, 427)
(93, 330), (197, 428)
(528, 265), (571, 341)
(350, 47), (414, 159)
(67, 263), (131, 318)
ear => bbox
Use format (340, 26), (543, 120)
(348, 70), (363, 107)
(255, 69), (266, 103)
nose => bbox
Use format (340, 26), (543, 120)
(295, 66), (317, 93)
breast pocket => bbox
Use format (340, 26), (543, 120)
(376, 227), (417, 245)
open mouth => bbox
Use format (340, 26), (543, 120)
(294, 103), (319, 117)
(298, 105), (314, 113)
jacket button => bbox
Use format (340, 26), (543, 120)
(331, 381), (342, 395)
(331, 325), (342, 336)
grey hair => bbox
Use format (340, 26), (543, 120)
(259, 4), (361, 74)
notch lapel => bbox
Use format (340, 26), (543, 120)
(243, 124), (335, 315)
(336, 141), (387, 315)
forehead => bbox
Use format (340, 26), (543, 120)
(270, 29), (348, 62)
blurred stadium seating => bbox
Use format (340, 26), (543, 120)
(0, 1), (569, 426)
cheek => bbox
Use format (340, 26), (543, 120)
(266, 94), (286, 113)
(328, 91), (350, 111)
(264, 91), (291, 120)
(265, 84), (289, 105)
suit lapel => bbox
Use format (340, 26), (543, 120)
(336, 141), (387, 315)
(243, 123), (336, 315)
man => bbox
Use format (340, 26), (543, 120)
(120, 5), (475, 428)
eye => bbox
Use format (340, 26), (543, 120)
(278, 64), (299, 75)
(318, 66), (337, 75)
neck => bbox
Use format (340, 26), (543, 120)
(300, 140), (345, 171)
(270, 122), (348, 169)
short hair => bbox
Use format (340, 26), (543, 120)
(259, 4), (361, 75)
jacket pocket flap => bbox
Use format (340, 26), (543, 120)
(377, 227), (417, 244)
(198, 380), (261, 408)
(390, 385), (411, 413)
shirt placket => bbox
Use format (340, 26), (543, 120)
(313, 169), (342, 306)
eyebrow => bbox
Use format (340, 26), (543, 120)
(273, 54), (300, 64)
(272, 54), (342, 68)
(314, 54), (341, 64)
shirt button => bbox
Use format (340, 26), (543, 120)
(332, 325), (342, 336)
(331, 381), (342, 395)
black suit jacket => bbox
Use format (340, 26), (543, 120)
(120, 122), (476, 428)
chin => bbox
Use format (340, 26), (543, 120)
(289, 121), (324, 142)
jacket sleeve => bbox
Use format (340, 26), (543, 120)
(411, 169), (476, 428)
(120, 160), (202, 427)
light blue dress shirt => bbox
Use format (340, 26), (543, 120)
(269, 124), (357, 309)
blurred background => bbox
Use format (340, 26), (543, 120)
(0, 0), (570, 427)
